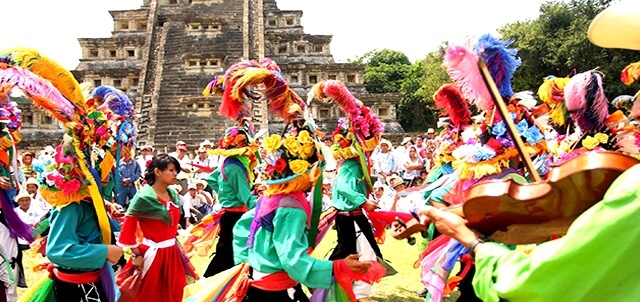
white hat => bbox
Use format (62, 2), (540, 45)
(201, 140), (213, 147)
(588, 0), (640, 51)
(373, 181), (385, 189)
(387, 175), (404, 188)
(24, 177), (39, 187)
(14, 190), (31, 202)
(194, 178), (208, 188)
(427, 128), (435, 134)
(44, 145), (55, 154)
(187, 183), (197, 190)
(170, 184), (182, 192)
(322, 178), (331, 185)
(379, 139), (392, 148)
(401, 137), (413, 146)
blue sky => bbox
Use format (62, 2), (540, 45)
(1, 0), (548, 70)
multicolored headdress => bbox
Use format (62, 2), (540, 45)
(0, 47), (133, 249)
(309, 80), (384, 159)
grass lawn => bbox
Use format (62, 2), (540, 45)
(19, 229), (460, 301)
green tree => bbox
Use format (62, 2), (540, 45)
(362, 49), (411, 93)
(499, 0), (639, 98)
(397, 45), (451, 132)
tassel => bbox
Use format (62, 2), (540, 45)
(565, 70), (609, 133)
(443, 45), (494, 112)
(433, 84), (471, 127)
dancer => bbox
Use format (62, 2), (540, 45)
(117, 154), (197, 302)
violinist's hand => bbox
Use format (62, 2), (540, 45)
(419, 205), (478, 248)
(362, 200), (379, 212)
(343, 254), (371, 274)
(108, 202), (124, 216)
(0, 177), (12, 190)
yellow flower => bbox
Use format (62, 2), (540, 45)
(594, 133), (609, 144)
(582, 136), (599, 150)
(298, 130), (314, 145)
(262, 134), (282, 152)
(299, 143), (316, 159)
(289, 159), (310, 174)
(283, 135), (300, 156)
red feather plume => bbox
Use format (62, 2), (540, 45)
(434, 84), (472, 127)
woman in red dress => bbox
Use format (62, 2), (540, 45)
(117, 154), (197, 302)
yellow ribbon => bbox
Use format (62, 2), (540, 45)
(72, 136), (111, 245)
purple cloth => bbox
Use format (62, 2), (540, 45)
(100, 262), (117, 302)
(0, 189), (34, 242)
(247, 192), (309, 248)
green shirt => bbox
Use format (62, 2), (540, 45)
(473, 163), (640, 301)
(233, 206), (333, 289)
(207, 159), (257, 209)
(47, 202), (108, 271)
(331, 159), (368, 211)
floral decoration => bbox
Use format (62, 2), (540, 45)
(260, 128), (320, 182)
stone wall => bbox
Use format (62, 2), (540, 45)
(65, 0), (406, 153)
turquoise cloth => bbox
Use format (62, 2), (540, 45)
(207, 158), (257, 209)
(331, 159), (367, 211)
(473, 163), (640, 301)
(47, 202), (108, 271)
(233, 207), (333, 288)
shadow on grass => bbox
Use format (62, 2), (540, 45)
(373, 293), (425, 302)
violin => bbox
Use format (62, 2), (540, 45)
(390, 60), (640, 245)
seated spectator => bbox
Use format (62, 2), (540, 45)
(182, 183), (204, 227)
(24, 177), (50, 212)
(387, 175), (419, 213)
(402, 146), (425, 186)
(371, 181), (394, 211)
(14, 190), (46, 250)
(194, 178), (215, 216)
(374, 139), (396, 185)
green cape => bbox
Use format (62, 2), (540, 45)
(125, 185), (182, 225)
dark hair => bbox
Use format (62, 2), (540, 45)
(416, 135), (424, 140)
(144, 153), (181, 185)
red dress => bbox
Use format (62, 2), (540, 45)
(118, 198), (186, 302)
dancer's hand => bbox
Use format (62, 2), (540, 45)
(106, 245), (123, 263)
(0, 177), (12, 190)
(419, 206), (478, 247)
(344, 254), (371, 274)
(132, 254), (144, 270)
(362, 200), (379, 212)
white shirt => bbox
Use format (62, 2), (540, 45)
(180, 195), (192, 218)
(182, 193), (208, 208)
(168, 152), (192, 180)
(15, 205), (46, 245)
(15, 205), (45, 226)
(192, 156), (212, 179)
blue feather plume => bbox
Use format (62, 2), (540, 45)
(91, 85), (135, 118)
(475, 34), (522, 98)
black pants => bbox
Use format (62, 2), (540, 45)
(203, 211), (244, 277)
(243, 284), (310, 302)
(329, 213), (382, 260)
(456, 262), (482, 302)
(53, 270), (107, 302)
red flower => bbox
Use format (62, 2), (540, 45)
(485, 137), (502, 152)
(274, 158), (287, 173)
(266, 164), (275, 176)
(338, 139), (351, 148)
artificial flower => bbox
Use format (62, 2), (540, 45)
(233, 134), (247, 146)
(229, 127), (239, 137)
(491, 122), (507, 137)
(289, 159), (310, 175)
(262, 134), (282, 152)
(594, 133), (609, 144)
(515, 119), (529, 135)
(265, 164), (275, 176)
(274, 158), (287, 173)
(298, 130), (314, 145)
(524, 126), (544, 144)
(46, 172), (64, 188)
(283, 135), (300, 156)
(62, 178), (82, 195)
(299, 143), (315, 159)
(582, 136), (599, 150)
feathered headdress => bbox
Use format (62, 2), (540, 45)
(0, 64), (78, 125)
(0, 48), (88, 116)
(621, 61), (640, 86)
(443, 44), (494, 112)
(433, 84), (472, 128)
(565, 70), (609, 133)
(475, 34), (521, 99)
(538, 75), (571, 127)
(309, 80), (384, 152)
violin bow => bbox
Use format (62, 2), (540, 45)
(477, 60), (542, 182)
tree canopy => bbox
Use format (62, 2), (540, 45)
(360, 0), (640, 133)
